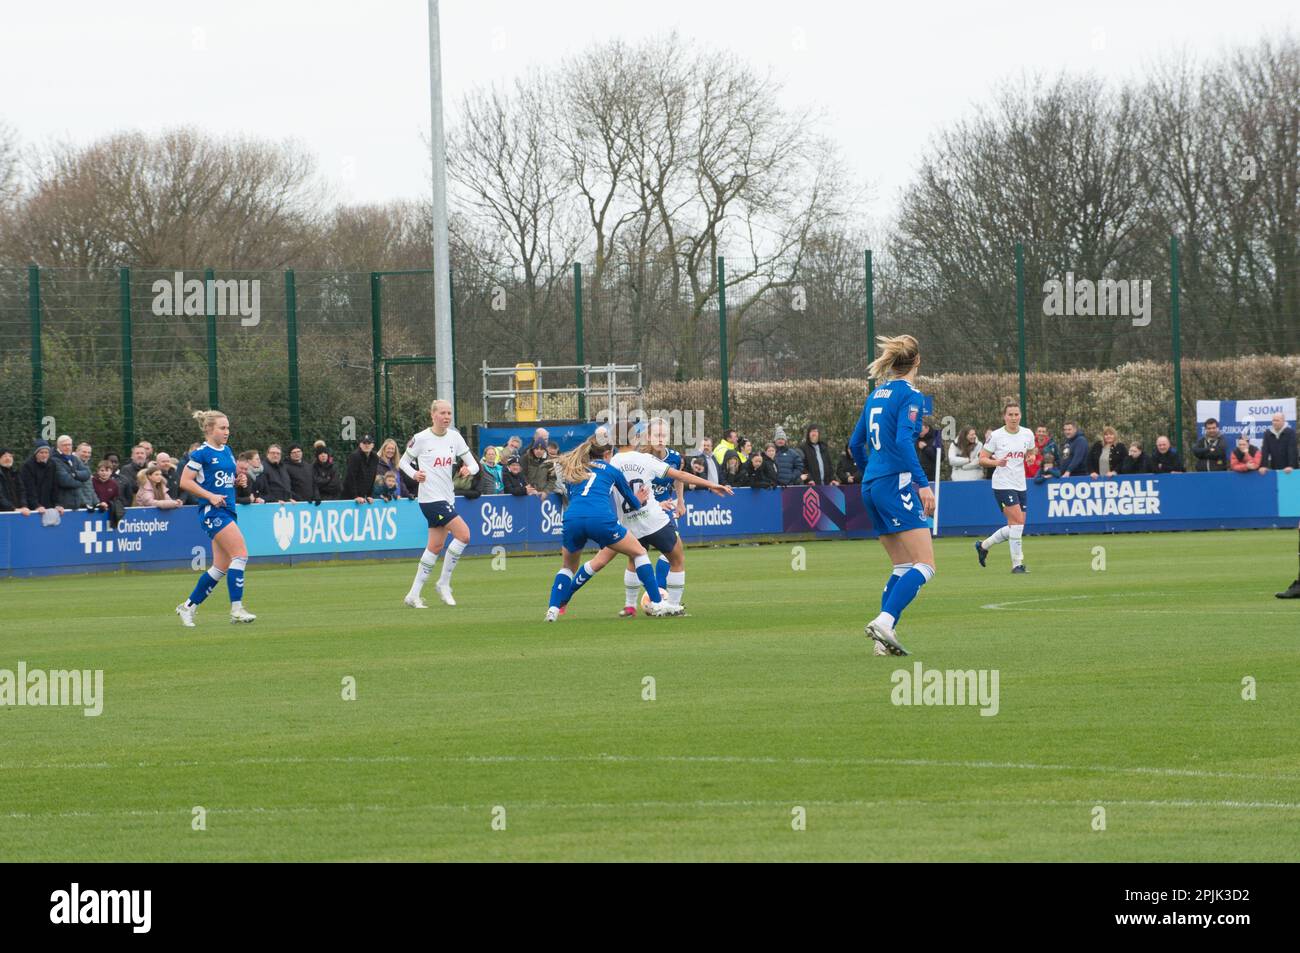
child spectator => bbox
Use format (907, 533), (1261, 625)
(1033, 452), (1061, 484)
(1230, 436), (1262, 473)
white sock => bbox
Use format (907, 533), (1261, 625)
(872, 611), (897, 631)
(624, 570), (640, 608)
(982, 526), (1010, 550)
(438, 538), (467, 586)
(411, 548), (439, 596)
(1009, 524), (1024, 565)
(231, 601), (242, 612)
(666, 570), (685, 605)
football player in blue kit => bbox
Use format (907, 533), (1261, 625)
(848, 335), (937, 656)
(544, 434), (685, 621)
(176, 410), (256, 627)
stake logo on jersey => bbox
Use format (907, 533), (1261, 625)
(184, 443), (237, 517)
(610, 451), (671, 535)
(985, 426), (1036, 491)
(403, 427), (475, 505)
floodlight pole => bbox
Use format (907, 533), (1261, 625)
(428, 0), (455, 409)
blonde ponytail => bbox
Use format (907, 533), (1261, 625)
(555, 435), (612, 485)
(191, 410), (226, 435)
(867, 334), (920, 382)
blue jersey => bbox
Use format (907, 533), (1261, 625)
(184, 442), (237, 517)
(650, 449), (681, 505)
(850, 379), (930, 488)
(562, 459), (643, 520)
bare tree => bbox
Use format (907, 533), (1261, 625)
(3, 128), (326, 269)
(446, 74), (583, 361)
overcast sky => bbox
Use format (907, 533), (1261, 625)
(2, 0), (1293, 224)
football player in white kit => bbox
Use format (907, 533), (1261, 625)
(557, 424), (731, 616)
(975, 400), (1037, 573)
(399, 399), (481, 607)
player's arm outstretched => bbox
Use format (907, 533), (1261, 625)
(665, 467), (733, 497)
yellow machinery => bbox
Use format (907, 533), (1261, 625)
(514, 363), (538, 421)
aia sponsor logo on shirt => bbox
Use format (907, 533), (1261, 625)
(430, 456), (454, 467)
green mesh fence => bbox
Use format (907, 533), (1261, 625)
(0, 248), (1295, 468)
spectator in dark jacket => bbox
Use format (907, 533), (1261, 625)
(1192, 419), (1230, 472)
(257, 444), (295, 502)
(21, 441), (61, 511)
(1118, 441), (1152, 475)
(52, 435), (92, 509)
(914, 420), (940, 480)
(799, 424), (837, 485)
(1260, 413), (1297, 473)
(683, 454), (710, 490)
(377, 473), (400, 501)
(501, 455), (530, 496)
(738, 450), (778, 489)
(835, 446), (860, 484)
(312, 443), (342, 500)
(1150, 435), (1184, 474)
(0, 449), (34, 514)
(374, 439), (406, 499)
(234, 452), (264, 505)
(772, 427), (804, 485)
(524, 440), (557, 495)
(342, 435), (379, 503)
(1088, 427), (1127, 478)
(721, 449), (744, 486)
(285, 443), (316, 502)
(1057, 423), (1089, 477)
(117, 444), (150, 498)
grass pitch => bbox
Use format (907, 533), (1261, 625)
(1, 530), (1297, 861)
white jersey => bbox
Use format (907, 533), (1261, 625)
(985, 426), (1035, 491)
(610, 451), (671, 535)
(402, 427), (476, 504)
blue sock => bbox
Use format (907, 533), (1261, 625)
(635, 558), (662, 602)
(883, 565), (934, 621)
(188, 567), (223, 606)
(549, 569), (575, 609)
(655, 557), (670, 590)
(227, 557), (247, 603)
(882, 563), (912, 625)
(564, 562), (596, 606)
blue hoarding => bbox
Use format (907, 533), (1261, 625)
(1, 472), (1292, 577)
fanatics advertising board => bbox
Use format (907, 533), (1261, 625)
(1, 471), (1295, 576)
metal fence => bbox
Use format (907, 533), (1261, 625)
(1, 239), (1295, 467)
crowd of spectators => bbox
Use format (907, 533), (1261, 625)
(2, 415), (1296, 523)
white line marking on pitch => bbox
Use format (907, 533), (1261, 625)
(980, 592), (1286, 614)
(4, 753), (1299, 784)
(7, 795), (1300, 822)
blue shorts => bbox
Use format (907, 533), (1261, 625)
(993, 487), (1028, 512)
(861, 473), (930, 534)
(200, 506), (238, 540)
(420, 501), (457, 528)
(562, 514), (627, 552)
(637, 522), (679, 556)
